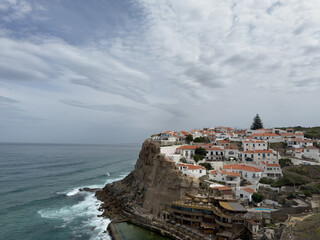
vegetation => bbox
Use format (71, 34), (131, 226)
(259, 177), (275, 185)
(271, 172), (311, 188)
(193, 155), (204, 163)
(193, 137), (208, 142)
(193, 147), (207, 163)
(278, 126), (320, 139)
(252, 192), (264, 203)
(185, 135), (193, 143)
(195, 147), (207, 156)
(250, 114), (263, 130)
(199, 163), (212, 170)
(279, 158), (293, 168)
(270, 142), (288, 149)
(180, 157), (187, 163)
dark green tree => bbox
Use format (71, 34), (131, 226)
(195, 147), (207, 156)
(251, 114), (264, 130)
(252, 192), (264, 203)
(185, 135), (193, 143)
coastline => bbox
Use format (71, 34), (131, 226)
(95, 139), (200, 239)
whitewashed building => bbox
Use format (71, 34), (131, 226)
(177, 163), (206, 178)
(223, 164), (263, 184)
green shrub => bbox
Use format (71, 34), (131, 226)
(252, 193), (264, 203)
(279, 158), (293, 168)
(193, 155), (204, 163)
(259, 177), (275, 185)
(199, 163), (212, 170)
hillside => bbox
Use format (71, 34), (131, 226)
(278, 126), (320, 139)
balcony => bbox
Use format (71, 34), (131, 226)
(215, 218), (233, 228)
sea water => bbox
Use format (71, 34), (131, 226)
(0, 143), (140, 240)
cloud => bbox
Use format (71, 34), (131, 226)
(0, 95), (19, 104)
(60, 99), (144, 115)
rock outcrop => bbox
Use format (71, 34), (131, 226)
(96, 139), (199, 218)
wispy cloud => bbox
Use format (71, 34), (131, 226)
(61, 100), (144, 115)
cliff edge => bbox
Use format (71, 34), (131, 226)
(96, 139), (199, 218)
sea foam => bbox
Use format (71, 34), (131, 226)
(38, 175), (129, 239)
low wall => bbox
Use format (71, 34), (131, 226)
(114, 211), (204, 240)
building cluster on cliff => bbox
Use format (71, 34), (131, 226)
(149, 126), (319, 239)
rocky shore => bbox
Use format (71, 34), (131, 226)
(95, 139), (199, 237)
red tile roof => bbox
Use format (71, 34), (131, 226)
(177, 163), (205, 170)
(223, 164), (263, 172)
(226, 172), (240, 177)
(243, 187), (255, 194)
(177, 145), (199, 150)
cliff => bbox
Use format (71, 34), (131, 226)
(96, 139), (199, 218)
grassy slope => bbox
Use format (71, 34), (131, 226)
(278, 126), (320, 139)
(293, 214), (320, 240)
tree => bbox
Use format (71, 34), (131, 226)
(185, 135), (193, 143)
(199, 163), (212, 170)
(195, 147), (207, 156)
(251, 114), (264, 130)
(193, 155), (204, 163)
(252, 192), (263, 203)
(193, 137), (206, 142)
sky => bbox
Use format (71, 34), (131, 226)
(0, 0), (319, 144)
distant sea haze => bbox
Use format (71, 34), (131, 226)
(0, 143), (140, 240)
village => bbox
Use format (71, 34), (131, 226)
(150, 123), (320, 240)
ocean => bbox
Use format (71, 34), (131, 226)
(0, 143), (140, 240)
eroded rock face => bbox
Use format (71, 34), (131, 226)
(96, 139), (199, 218)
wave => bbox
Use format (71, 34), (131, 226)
(38, 192), (112, 240)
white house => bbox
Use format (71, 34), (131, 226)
(242, 140), (268, 151)
(239, 150), (278, 164)
(177, 163), (206, 178)
(224, 147), (239, 161)
(223, 164), (263, 184)
(261, 162), (282, 179)
(176, 145), (198, 160)
(251, 133), (283, 143)
(236, 187), (255, 202)
(285, 138), (313, 148)
(205, 146), (225, 161)
(302, 147), (320, 161)
(209, 169), (241, 189)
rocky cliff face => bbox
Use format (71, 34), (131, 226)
(96, 139), (199, 218)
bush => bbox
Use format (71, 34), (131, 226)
(270, 173), (311, 187)
(259, 177), (274, 185)
(195, 147), (207, 156)
(180, 157), (187, 163)
(193, 155), (204, 163)
(252, 193), (264, 203)
(194, 137), (205, 142)
(279, 158), (293, 168)
(185, 135), (193, 143)
(199, 163), (212, 170)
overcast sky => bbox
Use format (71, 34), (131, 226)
(0, 0), (319, 144)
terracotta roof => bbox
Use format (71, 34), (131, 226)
(251, 133), (280, 137)
(218, 140), (230, 143)
(223, 164), (263, 172)
(177, 163), (205, 170)
(225, 146), (238, 150)
(205, 146), (224, 151)
(226, 172), (240, 177)
(176, 145), (199, 150)
(211, 186), (232, 191)
(209, 170), (217, 175)
(243, 187), (255, 194)
(266, 163), (280, 167)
